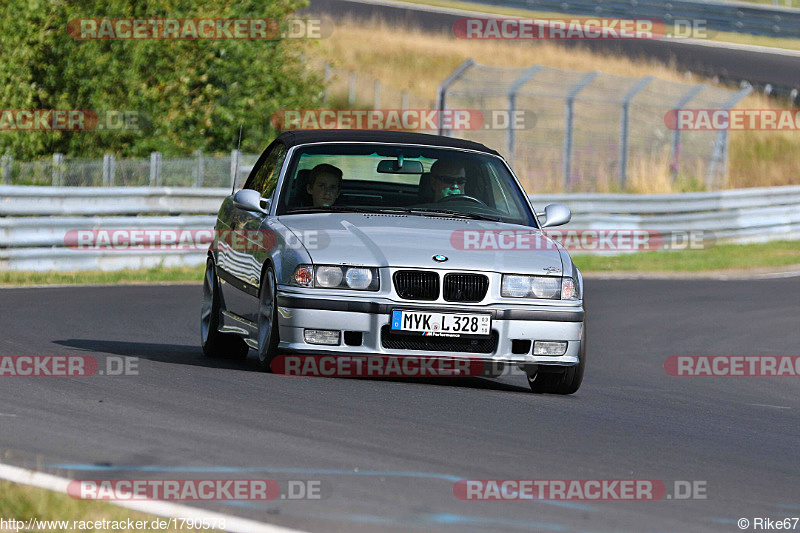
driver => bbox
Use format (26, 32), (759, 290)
(429, 160), (467, 201)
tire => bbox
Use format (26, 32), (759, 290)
(528, 320), (586, 395)
(201, 258), (250, 360)
(256, 264), (280, 372)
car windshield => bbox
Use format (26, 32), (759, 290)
(276, 143), (536, 226)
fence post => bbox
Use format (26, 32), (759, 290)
(102, 154), (116, 186)
(1, 155), (12, 184)
(670, 84), (705, 182)
(562, 71), (599, 190)
(436, 58), (475, 136)
(374, 81), (381, 109)
(348, 72), (357, 106)
(52, 153), (65, 186)
(618, 76), (654, 189)
(230, 149), (241, 190)
(194, 149), (205, 187)
(506, 65), (543, 166)
(707, 82), (752, 189)
(149, 151), (162, 186)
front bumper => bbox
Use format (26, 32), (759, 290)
(275, 288), (584, 366)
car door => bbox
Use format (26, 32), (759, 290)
(219, 141), (288, 324)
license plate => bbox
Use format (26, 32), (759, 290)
(391, 310), (491, 338)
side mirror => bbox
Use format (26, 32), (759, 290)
(538, 203), (571, 228)
(233, 189), (269, 215)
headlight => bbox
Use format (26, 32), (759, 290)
(316, 266), (344, 288)
(502, 274), (578, 300)
(293, 265), (379, 291)
(531, 276), (560, 299)
(500, 275), (530, 298)
(345, 267), (374, 290)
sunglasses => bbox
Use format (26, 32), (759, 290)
(434, 175), (467, 186)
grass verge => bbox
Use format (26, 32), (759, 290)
(0, 480), (184, 533)
(572, 240), (800, 272)
(0, 266), (205, 287)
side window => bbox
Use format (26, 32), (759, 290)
(247, 143), (288, 198)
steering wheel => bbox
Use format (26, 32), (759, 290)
(437, 194), (486, 206)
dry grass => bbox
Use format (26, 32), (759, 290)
(728, 130), (800, 188)
(309, 18), (706, 97)
(305, 19), (800, 192)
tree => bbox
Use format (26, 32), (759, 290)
(0, 0), (322, 159)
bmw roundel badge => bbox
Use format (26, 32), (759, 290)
(433, 255), (448, 263)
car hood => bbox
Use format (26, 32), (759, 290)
(277, 213), (564, 275)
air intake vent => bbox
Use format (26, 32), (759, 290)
(381, 326), (498, 354)
(393, 270), (439, 300)
(443, 273), (489, 302)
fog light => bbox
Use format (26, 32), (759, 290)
(533, 341), (567, 356)
(304, 329), (340, 345)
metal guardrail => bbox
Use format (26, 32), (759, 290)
(1, 185), (799, 271)
(0, 186), (228, 271)
(536, 186), (800, 244)
(533, 185), (800, 214)
(491, 0), (800, 38)
(0, 186), (231, 216)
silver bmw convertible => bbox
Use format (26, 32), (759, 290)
(201, 130), (585, 394)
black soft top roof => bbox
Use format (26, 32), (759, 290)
(275, 130), (500, 156)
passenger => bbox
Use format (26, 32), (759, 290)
(429, 160), (467, 201)
(306, 163), (342, 207)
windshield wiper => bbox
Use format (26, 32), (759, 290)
(285, 206), (381, 215)
(401, 208), (504, 222)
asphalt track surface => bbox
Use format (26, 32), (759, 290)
(1, 279), (799, 532)
(306, 0), (800, 94)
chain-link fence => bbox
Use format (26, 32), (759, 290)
(439, 61), (752, 192)
(1, 151), (261, 187)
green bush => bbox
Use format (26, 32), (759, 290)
(0, 0), (323, 159)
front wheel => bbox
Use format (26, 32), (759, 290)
(527, 321), (586, 395)
(257, 265), (280, 372)
(201, 258), (250, 360)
